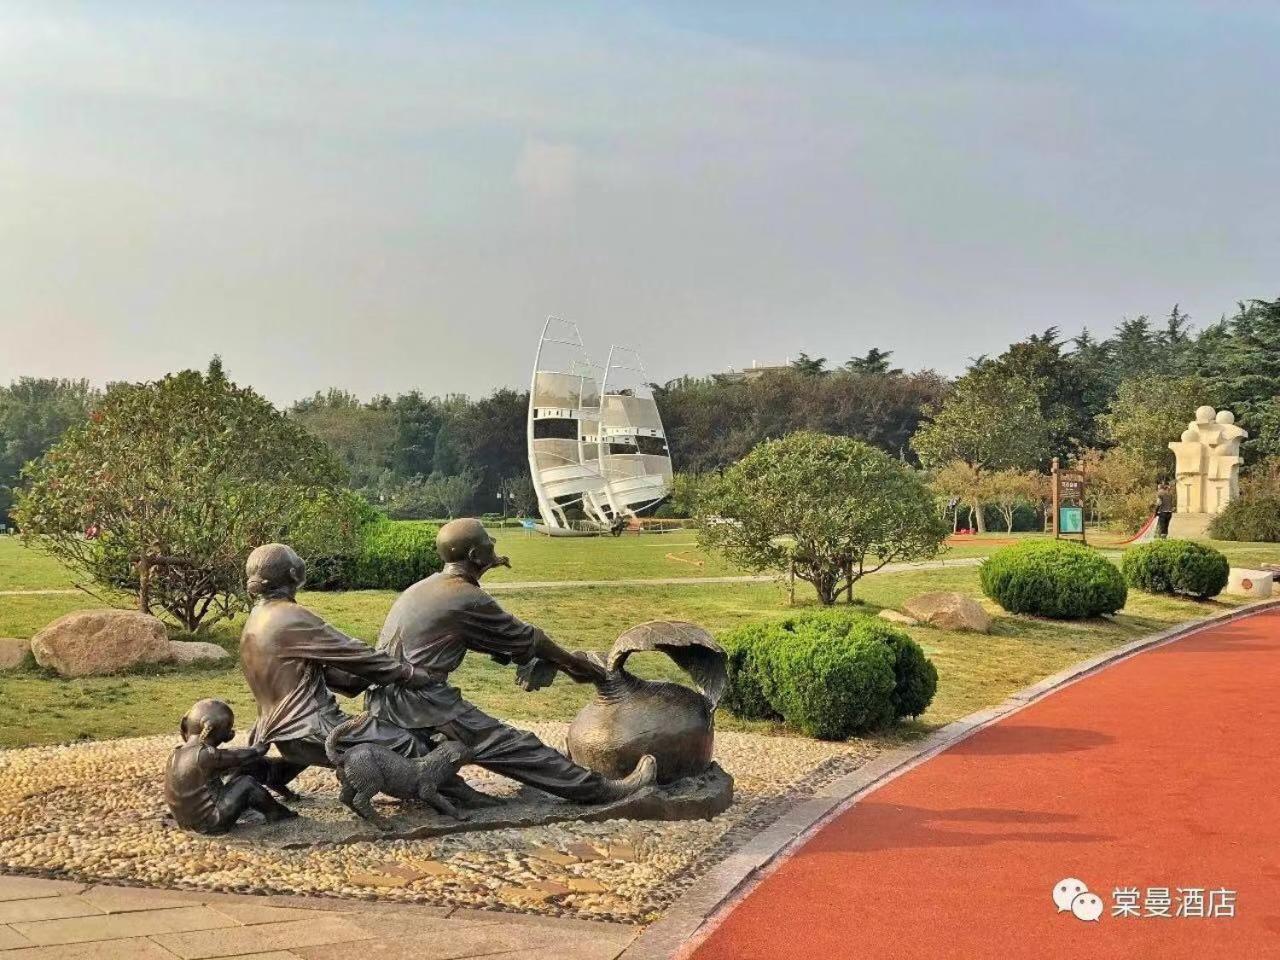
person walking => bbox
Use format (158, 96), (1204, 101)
(1155, 481), (1175, 538)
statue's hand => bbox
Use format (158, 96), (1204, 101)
(516, 658), (560, 692)
(565, 650), (608, 685)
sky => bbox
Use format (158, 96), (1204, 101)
(3, 1), (1279, 404)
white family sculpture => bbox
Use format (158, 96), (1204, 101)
(1167, 406), (1246, 535)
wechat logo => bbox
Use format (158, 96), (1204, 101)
(1054, 878), (1103, 922)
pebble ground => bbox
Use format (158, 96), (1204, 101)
(0, 723), (872, 924)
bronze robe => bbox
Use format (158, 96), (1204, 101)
(365, 566), (613, 802)
(367, 568), (545, 729)
(240, 598), (416, 748)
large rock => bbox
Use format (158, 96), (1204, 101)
(31, 610), (172, 677)
(0, 638), (29, 670)
(168, 640), (232, 665)
(902, 592), (992, 633)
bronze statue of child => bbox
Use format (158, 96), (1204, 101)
(165, 699), (298, 834)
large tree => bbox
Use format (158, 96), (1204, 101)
(911, 368), (1049, 531)
(450, 388), (527, 512)
(16, 368), (356, 631)
(843, 348), (901, 376)
(984, 329), (1099, 458)
(289, 388), (396, 490)
(1197, 297), (1280, 461)
(1100, 374), (1207, 474)
(697, 432), (947, 605)
(0, 378), (99, 526)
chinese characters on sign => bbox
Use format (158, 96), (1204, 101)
(1050, 457), (1088, 543)
(1110, 887), (1236, 919)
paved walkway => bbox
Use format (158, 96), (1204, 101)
(0, 877), (637, 959)
(690, 605), (1280, 960)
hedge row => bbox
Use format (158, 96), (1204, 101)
(1121, 539), (1229, 599)
(980, 540), (1126, 619)
(720, 610), (938, 740)
(307, 518), (442, 591)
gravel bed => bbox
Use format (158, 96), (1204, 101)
(0, 724), (873, 924)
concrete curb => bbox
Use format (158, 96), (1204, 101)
(619, 597), (1280, 960)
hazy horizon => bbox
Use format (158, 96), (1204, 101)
(5, 2), (1278, 405)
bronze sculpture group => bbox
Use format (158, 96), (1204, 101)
(166, 518), (728, 835)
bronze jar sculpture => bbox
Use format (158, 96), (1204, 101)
(566, 621), (727, 784)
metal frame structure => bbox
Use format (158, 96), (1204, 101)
(526, 319), (673, 536)
(526, 317), (612, 535)
(597, 344), (674, 520)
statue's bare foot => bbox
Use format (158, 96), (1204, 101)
(594, 755), (658, 802)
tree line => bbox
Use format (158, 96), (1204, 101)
(2, 298), (1277, 528)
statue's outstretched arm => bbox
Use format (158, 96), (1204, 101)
(278, 615), (421, 687)
(461, 597), (606, 686)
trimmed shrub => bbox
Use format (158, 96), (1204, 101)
(293, 492), (381, 590)
(980, 540), (1126, 619)
(306, 518), (441, 591)
(717, 622), (782, 721)
(761, 621), (896, 738)
(1122, 539), (1229, 600)
(719, 610), (938, 738)
(874, 624), (939, 719)
(1209, 495), (1280, 543)
(347, 520), (442, 590)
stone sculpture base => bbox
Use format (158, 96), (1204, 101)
(1168, 512), (1214, 539)
(224, 763), (734, 849)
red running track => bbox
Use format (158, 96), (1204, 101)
(691, 606), (1280, 960)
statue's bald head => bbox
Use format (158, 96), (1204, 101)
(436, 518), (509, 576)
(437, 518), (491, 563)
(246, 543), (305, 600)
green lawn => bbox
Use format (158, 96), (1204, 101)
(0, 533), (749, 593)
(483, 529), (749, 582)
(0, 536), (77, 591)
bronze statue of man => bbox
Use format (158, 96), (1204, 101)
(365, 518), (656, 803)
(239, 543), (447, 789)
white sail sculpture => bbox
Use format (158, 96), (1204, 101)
(597, 344), (674, 519)
(526, 318), (614, 535)
(526, 319), (672, 535)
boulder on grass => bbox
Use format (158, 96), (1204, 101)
(31, 609), (172, 677)
(901, 592), (992, 633)
(877, 610), (919, 627)
(0, 638), (29, 670)
(168, 640), (231, 665)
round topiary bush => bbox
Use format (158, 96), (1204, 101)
(1121, 539), (1229, 600)
(1209, 495), (1280, 543)
(718, 610), (938, 737)
(980, 540), (1126, 619)
(761, 621), (897, 739)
